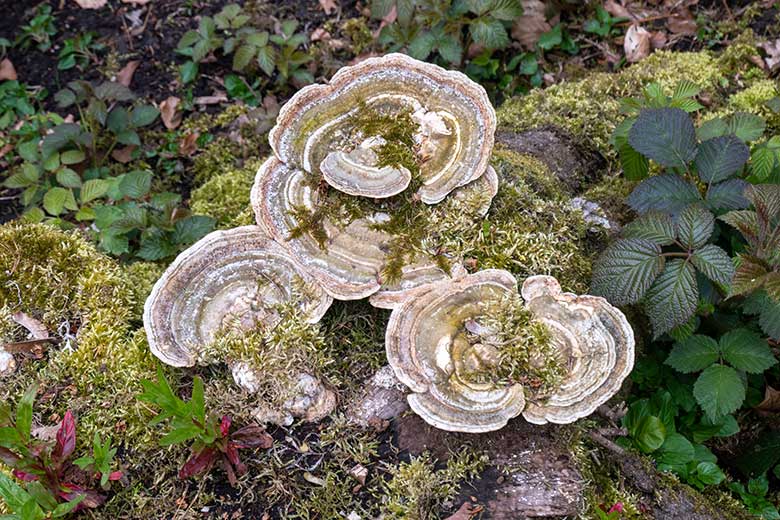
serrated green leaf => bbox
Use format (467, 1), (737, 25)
(759, 297), (780, 340)
(694, 135), (749, 183)
(635, 415), (666, 453)
(691, 244), (734, 286)
(591, 238), (664, 305)
(0, 472), (32, 512)
(670, 98), (704, 113)
(673, 80), (700, 100)
(730, 255), (768, 297)
(644, 258), (698, 337)
(628, 174), (701, 215)
(99, 231), (130, 255)
(693, 364), (745, 421)
(119, 170), (152, 199)
(22, 207), (45, 223)
(719, 328), (776, 373)
(43, 187), (70, 216)
(172, 215), (215, 245)
(696, 117), (729, 141)
(705, 179), (750, 211)
(628, 108), (698, 169)
(622, 212), (676, 245)
(488, 0), (523, 20)
(130, 105), (159, 128)
(437, 35), (463, 65)
(669, 315), (700, 342)
(137, 231), (177, 260)
(617, 141), (649, 181)
(80, 178), (109, 204)
(727, 112), (766, 142)
(257, 46), (276, 76)
(178, 30), (200, 49)
(60, 149), (85, 165)
(469, 17), (509, 49)
(657, 432), (695, 469)
(232, 44), (256, 71)
(676, 204), (714, 249)
(537, 23), (562, 50)
(408, 31), (435, 60)
(750, 146), (775, 181)
(3, 166), (39, 189)
(666, 335), (719, 373)
(56, 168), (82, 188)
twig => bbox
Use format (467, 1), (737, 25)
(589, 430), (626, 456)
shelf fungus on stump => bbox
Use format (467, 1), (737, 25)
(519, 275), (635, 425)
(385, 270), (634, 433)
(268, 52), (496, 204)
(252, 53), (498, 302)
(143, 226), (333, 367)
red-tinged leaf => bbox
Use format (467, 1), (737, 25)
(179, 447), (217, 479)
(222, 456), (238, 487)
(53, 410), (76, 463)
(12, 469), (38, 481)
(225, 442), (241, 467)
(219, 415), (231, 438)
(60, 487), (105, 511)
(0, 447), (20, 466)
(108, 470), (123, 481)
(231, 425), (273, 449)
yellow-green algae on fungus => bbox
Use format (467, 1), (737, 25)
(0, 223), (157, 445)
(497, 51), (725, 155)
(189, 160), (259, 228)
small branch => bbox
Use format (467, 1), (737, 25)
(589, 429), (627, 456)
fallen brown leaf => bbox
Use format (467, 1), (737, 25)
(348, 464), (368, 486)
(667, 9), (697, 35)
(159, 96), (182, 130)
(111, 145), (136, 163)
(0, 58), (17, 81)
(759, 39), (780, 70)
(311, 27), (331, 42)
(605, 0), (635, 20)
(121, 0), (152, 3)
(74, 0), (107, 8)
(624, 24), (651, 63)
(319, 0), (338, 15)
(193, 93), (228, 105)
(178, 132), (200, 156)
(650, 30), (668, 49)
(374, 5), (397, 38)
(445, 502), (483, 520)
(116, 60), (140, 88)
(756, 385), (780, 413)
(12, 312), (48, 340)
(511, 0), (551, 50)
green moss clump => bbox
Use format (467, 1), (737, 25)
(497, 51), (724, 156)
(726, 79), (780, 130)
(473, 294), (564, 395)
(122, 261), (165, 322)
(378, 450), (487, 519)
(190, 160), (259, 228)
(342, 17), (373, 55)
(192, 137), (243, 185)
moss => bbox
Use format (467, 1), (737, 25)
(122, 261), (165, 322)
(182, 103), (250, 135)
(725, 79), (780, 131)
(190, 160), (259, 228)
(473, 293), (564, 395)
(342, 18), (373, 55)
(192, 137), (243, 185)
(378, 449), (487, 519)
(716, 30), (762, 77)
(497, 51), (724, 157)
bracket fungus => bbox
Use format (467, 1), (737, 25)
(268, 53), (496, 204)
(252, 53), (499, 302)
(144, 226), (332, 368)
(385, 270), (634, 432)
(519, 275), (635, 425)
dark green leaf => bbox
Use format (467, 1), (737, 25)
(676, 204), (714, 249)
(622, 212), (676, 246)
(256, 46), (276, 76)
(0, 472), (32, 512)
(696, 117), (728, 141)
(591, 238), (664, 305)
(107, 107), (130, 134)
(635, 415), (666, 453)
(537, 23), (561, 50)
(666, 335), (719, 373)
(232, 44), (256, 71)
(116, 130), (141, 146)
(706, 179), (750, 211)
(119, 170), (152, 199)
(56, 168), (82, 188)
(727, 112), (765, 142)
(618, 141), (649, 181)
(172, 215), (216, 245)
(760, 297), (780, 340)
(94, 82), (135, 102)
(80, 179), (109, 204)
(408, 31), (435, 60)
(469, 17), (509, 49)
(627, 174), (701, 215)
(720, 328), (776, 373)
(657, 432), (695, 468)
(695, 462), (725, 486)
(694, 135), (749, 183)
(691, 244), (734, 286)
(488, 0), (523, 20)
(693, 364), (745, 421)
(130, 105), (159, 128)
(180, 61), (199, 84)
(644, 259), (698, 337)
(628, 108), (698, 169)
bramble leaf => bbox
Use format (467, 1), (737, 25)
(719, 328), (776, 374)
(694, 135), (749, 183)
(666, 335), (719, 373)
(727, 112), (766, 142)
(627, 174), (701, 215)
(691, 244), (734, 286)
(676, 204), (714, 249)
(622, 212), (676, 246)
(693, 364), (745, 421)
(705, 179), (750, 211)
(590, 238), (664, 305)
(628, 108), (698, 168)
(644, 259), (698, 337)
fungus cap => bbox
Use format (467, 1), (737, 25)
(143, 226), (333, 367)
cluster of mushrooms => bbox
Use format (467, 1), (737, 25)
(144, 53), (635, 433)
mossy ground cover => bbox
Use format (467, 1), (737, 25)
(1, 0), (779, 514)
